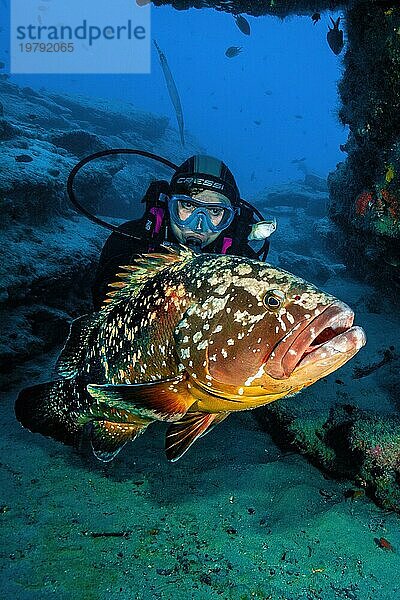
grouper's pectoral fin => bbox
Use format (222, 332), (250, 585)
(165, 412), (230, 462)
(90, 420), (148, 462)
(87, 375), (195, 421)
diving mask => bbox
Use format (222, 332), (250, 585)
(168, 194), (236, 234)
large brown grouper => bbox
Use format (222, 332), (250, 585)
(15, 246), (366, 462)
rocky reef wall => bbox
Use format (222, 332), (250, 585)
(0, 80), (202, 381)
(328, 2), (400, 288)
(153, 0), (346, 19)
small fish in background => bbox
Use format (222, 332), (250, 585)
(327, 16), (344, 55)
(233, 14), (251, 36)
(0, 61), (5, 69)
(253, 120), (262, 125)
(344, 488), (365, 501)
(225, 46), (242, 58)
(312, 12), (321, 25)
(248, 219), (277, 241)
(385, 163), (395, 183)
(264, 90), (273, 96)
(154, 39), (185, 146)
(375, 537), (395, 552)
(294, 114), (303, 119)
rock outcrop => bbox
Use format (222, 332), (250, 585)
(0, 80), (202, 380)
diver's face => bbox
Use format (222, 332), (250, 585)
(177, 197), (226, 228)
(171, 191), (232, 248)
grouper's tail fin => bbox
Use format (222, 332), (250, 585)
(15, 380), (80, 447)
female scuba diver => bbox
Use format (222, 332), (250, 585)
(89, 154), (273, 310)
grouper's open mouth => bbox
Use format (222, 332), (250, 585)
(264, 301), (366, 380)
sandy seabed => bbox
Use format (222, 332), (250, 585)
(2, 213), (400, 600)
(2, 292), (400, 600)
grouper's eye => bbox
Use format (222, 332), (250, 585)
(263, 289), (285, 311)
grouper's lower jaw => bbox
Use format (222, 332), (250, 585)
(264, 301), (366, 380)
(290, 324), (366, 384)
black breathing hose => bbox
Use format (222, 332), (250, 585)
(66, 148), (178, 239)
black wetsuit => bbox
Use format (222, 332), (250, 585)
(92, 212), (265, 311)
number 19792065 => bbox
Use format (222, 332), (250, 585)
(19, 43), (75, 52)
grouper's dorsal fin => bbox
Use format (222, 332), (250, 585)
(55, 314), (99, 379)
(101, 244), (195, 309)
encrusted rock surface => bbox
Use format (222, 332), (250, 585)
(327, 2), (400, 290)
(254, 179), (400, 511)
(153, 0), (347, 18)
(0, 80), (201, 378)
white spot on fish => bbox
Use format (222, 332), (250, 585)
(235, 264), (252, 275)
(244, 364), (265, 386)
(277, 315), (287, 332)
